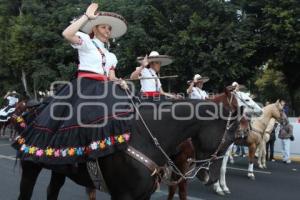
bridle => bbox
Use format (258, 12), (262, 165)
(250, 102), (284, 136)
(124, 88), (238, 185)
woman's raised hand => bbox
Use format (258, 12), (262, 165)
(139, 55), (149, 68)
(85, 3), (99, 20)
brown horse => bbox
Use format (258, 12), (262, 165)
(167, 91), (263, 199)
(0, 100), (26, 140)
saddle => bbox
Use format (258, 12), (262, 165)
(86, 146), (165, 193)
(235, 117), (250, 139)
(235, 127), (249, 139)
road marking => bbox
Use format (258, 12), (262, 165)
(228, 166), (272, 174)
(0, 154), (15, 161)
(156, 189), (205, 200)
(0, 144), (10, 147)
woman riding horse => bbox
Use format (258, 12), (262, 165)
(13, 3), (132, 165)
(130, 51), (179, 100)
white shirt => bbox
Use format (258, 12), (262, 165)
(7, 96), (19, 106)
(71, 32), (117, 76)
(140, 68), (162, 92)
(190, 87), (208, 100)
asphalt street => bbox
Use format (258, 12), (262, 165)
(0, 137), (299, 200)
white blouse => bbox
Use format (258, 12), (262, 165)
(190, 87), (208, 100)
(7, 96), (19, 106)
(71, 32), (117, 76)
(140, 68), (162, 92)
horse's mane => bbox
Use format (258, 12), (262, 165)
(262, 103), (278, 114)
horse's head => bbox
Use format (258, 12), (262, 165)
(194, 87), (242, 185)
(264, 100), (284, 124)
(233, 91), (263, 117)
(14, 100), (27, 115)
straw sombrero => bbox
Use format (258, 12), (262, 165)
(187, 74), (209, 84)
(137, 51), (173, 66)
(80, 12), (127, 38)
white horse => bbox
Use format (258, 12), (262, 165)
(213, 99), (284, 195)
(213, 91), (263, 195)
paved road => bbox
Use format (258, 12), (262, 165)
(0, 137), (299, 200)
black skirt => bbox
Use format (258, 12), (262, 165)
(12, 77), (133, 164)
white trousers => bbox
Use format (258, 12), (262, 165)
(281, 139), (291, 161)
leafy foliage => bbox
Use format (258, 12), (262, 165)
(0, 0), (299, 114)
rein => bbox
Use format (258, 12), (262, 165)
(211, 92), (234, 158)
(124, 88), (236, 185)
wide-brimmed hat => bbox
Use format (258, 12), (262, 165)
(80, 12), (127, 38)
(137, 51), (173, 67)
(187, 74), (209, 84)
(10, 91), (19, 96)
(232, 82), (247, 90)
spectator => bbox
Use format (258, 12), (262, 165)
(278, 116), (294, 164)
(266, 122), (279, 162)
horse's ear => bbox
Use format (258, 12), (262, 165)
(275, 99), (280, 105)
(225, 85), (235, 94)
(249, 94), (257, 99)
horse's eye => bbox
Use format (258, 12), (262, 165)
(245, 99), (250, 102)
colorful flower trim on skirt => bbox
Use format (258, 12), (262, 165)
(16, 132), (131, 158)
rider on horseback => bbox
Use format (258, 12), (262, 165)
(130, 51), (180, 100)
(0, 91), (19, 122)
(13, 3), (132, 164)
(186, 74), (209, 100)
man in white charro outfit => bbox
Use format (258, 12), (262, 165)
(186, 74), (209, 100)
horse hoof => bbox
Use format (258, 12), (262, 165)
(258, 165), (263, 169)
(215, 190), (225, 196)
(224, 189), (231, 194)
(248, 176), (255, 180)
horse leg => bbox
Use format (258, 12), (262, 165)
(178, 180), (188, 200)
(167, 183), (177, 200)
(213, 181), (225, 196)
(247, 143), (256, 180)
(262, 135), (269, 169)
(229, 145), (235, 164)
(2, 123), (7, 137)
(220, 147), (231, 194)
(85, 187), (96, 200)
(46, 171), (66, 200)
(213, 146), (231, 195)
(9, 124), (14, 141)
(111, 194), (134, 200)
(257, 142), (263, 169)
(18, 161), (42, 200)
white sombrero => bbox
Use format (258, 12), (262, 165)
(137, 51), (173, 66)
(80, 12), (127, 38)
(232, 81), (246, 90)
(187, 74), (209, 84)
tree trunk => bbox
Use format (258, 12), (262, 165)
(21, 68), (31, 98)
